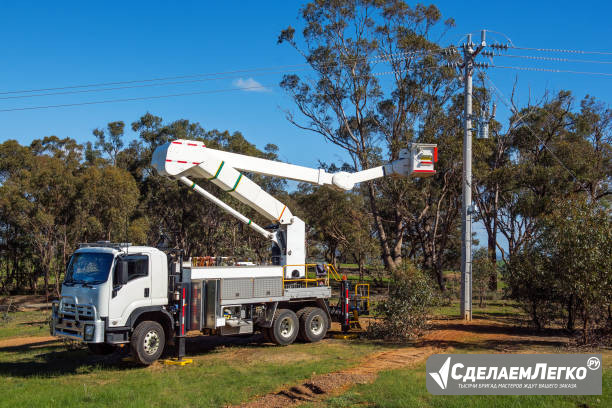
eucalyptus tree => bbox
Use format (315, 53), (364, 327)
(278, 0), (459, 273)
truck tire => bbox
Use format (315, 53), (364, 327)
(87, 343), (116, 355)
(269, 309), (299, 346)
(299, 307), (328, 343)
(295, 308), (308, 341)
(130, 320), (165, 365)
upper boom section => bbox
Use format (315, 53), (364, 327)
(152, 139), (437, 191)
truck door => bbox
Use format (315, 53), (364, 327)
(108, 253), (152, 328)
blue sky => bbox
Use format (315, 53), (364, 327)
(2, 1), (611, 249)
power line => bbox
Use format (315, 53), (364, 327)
(0, 50), (450, 101)
(497, 54), (612, 65)
(0, 58), (457, 113)
(511, 45), (612, 56)
(0, 84), (269, 112)
(0, 49), (446, 97)
(0, 65), (305, 96)
(0, 63), (454, 113)
(490, 64), (612, 77)
(0, 69), (310, 101)
(480, 69), (584, 186)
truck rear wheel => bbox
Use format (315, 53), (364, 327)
(270, 309), (299, 345)
(299, 307), (328, 343)
(130, 320), (165, 365)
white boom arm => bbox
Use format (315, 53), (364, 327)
(151, 139), (437, 277)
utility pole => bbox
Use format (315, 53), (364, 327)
(459, 31), (487, 321)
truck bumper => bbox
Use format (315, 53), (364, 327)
(50, 299), (105, 343)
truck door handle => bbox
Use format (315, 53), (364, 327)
(144, 288), (149, 297)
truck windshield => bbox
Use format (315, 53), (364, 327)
(65, 252), (114, 285)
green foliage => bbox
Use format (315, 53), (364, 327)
(503, 247), (561, 330)
(295, 184), (378, 273)
(367, 262), (438, 340)
(279, 0), (462, 277)
(505, 196), (612, 341)
(472, 248), (498, 307)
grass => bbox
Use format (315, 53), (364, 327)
(0, 309), (51, 339)
(1, 302), (609, 407)
(433, 300), (524, 321)
(323, 359), (610, 408)
(0, 309), (387, 408)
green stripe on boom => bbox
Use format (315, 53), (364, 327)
(248, 219), (252, 225)
(190, 182), (196, 189)
(208, 161), (225, 180)
(228, 173), (243, 192)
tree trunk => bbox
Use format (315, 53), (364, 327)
(366, 182), (398, 272)
(358, 256), (364, 281)
(566, 294), (575, 332)
(582, 313), (589, 344)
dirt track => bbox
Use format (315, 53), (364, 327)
(0, 336), (57, 348)
(232, 318), (571, 408)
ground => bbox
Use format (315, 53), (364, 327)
(0, 298), (609, 407)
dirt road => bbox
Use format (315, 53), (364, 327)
(233, 318), (570, 408)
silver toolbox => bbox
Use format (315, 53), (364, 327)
(221, 278), (254, 300)
(253, 277), (282, 297)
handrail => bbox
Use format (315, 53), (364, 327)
(282, 263), (337, 290)
(355, 283), (371, 311)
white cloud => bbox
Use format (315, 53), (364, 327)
(232, 77), (270, 92)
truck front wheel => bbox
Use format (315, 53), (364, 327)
(130, 320), (165, 365)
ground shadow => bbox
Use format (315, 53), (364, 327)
(0, 333), (286, 378)
(0, 343), (139, 378)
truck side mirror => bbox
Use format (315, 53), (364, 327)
(115, 260), (129, 286)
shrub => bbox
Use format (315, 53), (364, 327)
(367, 262), (438, 341)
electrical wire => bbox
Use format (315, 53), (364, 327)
(498, 54), (612, 65)
(511, 46), (612, 56)
(0, 69), (310, 101)
(0, 62), (456, 113)
(0, 49), (450, 101)
(490, 65), (612, 77)
(0, 85), (269, 112)
(479, 69), (585, 186)
(0, 48), (447, 97)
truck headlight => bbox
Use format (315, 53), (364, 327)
(84, 324), (95, 341)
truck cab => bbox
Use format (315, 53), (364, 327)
(51, 243), (170, 352)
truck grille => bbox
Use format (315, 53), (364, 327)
(60, 303), (95, 320)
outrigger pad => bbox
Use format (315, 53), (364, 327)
(161, 358), (193, 366)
